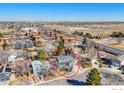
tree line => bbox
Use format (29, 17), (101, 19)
(73, 31), (101, 39)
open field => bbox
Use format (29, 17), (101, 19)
(111, 44), (124, 50)
(94, 37), (124, 50)
(44, 23), (124, 36)
(0, 29), (16, 33)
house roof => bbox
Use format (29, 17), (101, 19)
(31, 60), (50, 73)
(32, 60), (42, 66)
(8, 55), (16, 61)
(57, 55), (77, 63)
(8, 54), (24, 62)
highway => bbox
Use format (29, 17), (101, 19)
(70, 33), (124, 55)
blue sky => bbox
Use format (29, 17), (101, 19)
(0, 3), (124, 22)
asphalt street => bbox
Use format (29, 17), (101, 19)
(37, 68), (124, 85)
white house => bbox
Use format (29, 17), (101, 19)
(31, 60), (50, 80)
(21, 27), (39, 32)
(32, 60), (42, 74)
(8, 54), (24, 63)
(56, 55), (77, 71)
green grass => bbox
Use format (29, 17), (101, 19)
(80, 61), (92, 68)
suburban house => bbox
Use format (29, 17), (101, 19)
(0, 37), (10, 46)
(30, 34), (46, 47)
(32, 60), (42, 75)
(46, 31), (79, 46)
(8, 54), (24, 63)
(12, 59), (32, 77)
(45, 31), (65, 41)
(53, 33), (65, 41)
(15, 40), (34, 50)
(62, 36), (78, 46)
(21, 27), (39, 32)
(45, 31), (55, 37)
(31, 60), (50, 80)
(55, 55), (77, 71)
(0, 64), (12, 85)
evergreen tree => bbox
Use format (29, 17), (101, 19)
(85, 33), (93, 39)
(3, 41), (8, 51)
(37, 50), (50, 61)
(58, 41), (64, 49)
(0, 32), (4, 37)
(86, 68), (101, 85)
(56, 41), (65, 55)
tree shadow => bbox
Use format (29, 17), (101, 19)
(66, 79), (86, 85)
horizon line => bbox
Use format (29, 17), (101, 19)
(1, 20), (124, 23)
